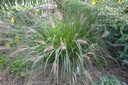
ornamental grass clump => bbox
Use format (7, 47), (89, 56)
(24, 1), (112, 84)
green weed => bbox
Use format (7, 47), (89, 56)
(10, 56), (31, 77)
(0, 53), (10, 70)
(92, 75), (127, 85)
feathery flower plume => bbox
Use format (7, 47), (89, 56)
(85, 70), (93, 84)
(29, 56), (40, 62)
(49, 18), (55, 28)
(77, 39), (88, 45)
(59, 41), (66, 50)
(0, 47), (10, 50)
(101, 31), (110, 38)
(73, 34), (78, 40)
(80, 13), (86, 25)
(56, 11), (63, 21)
(44, 44), (54, 52)
(35, 39), (45, 44)
(53, 62), (57, 74)
(83, 54), (90, 59)
(10, 48), (28, 57)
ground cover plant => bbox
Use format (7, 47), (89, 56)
(92, 75), (127, 85)
(0, 53), (9, 70)
(0, 0), (128, 85)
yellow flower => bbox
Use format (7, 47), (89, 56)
(11, 17), (15, 23)
(92, 0), (98, 5)
(15, 35), (20, 44)
(15, 35), (19, 40)
(16, 40), (20, 44)
(95, 0), (98, 2)
(92, 1), (97, 5)
(6, 43), (10, 47)
(118, 0), (122, 2)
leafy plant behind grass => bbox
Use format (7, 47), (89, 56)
(89, 1), (128, 67)
(92, 75), (127, 85)
(98, 8), (128, 66)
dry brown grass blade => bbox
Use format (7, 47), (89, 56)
(101, 31), (110, 38)
(24, 26), (36, 38)
(59, 41), (66, 50)
(81, 17), (86, 25)
(0, 20), (13, 26)
(10, 48), (28, 57)
(29, 55), (41, 62)
(113, 44), (125, 47)
(0, 30), (8, 34)
(91, 24), (106, 30)
(73, 34), (78, 40)
(0, 47), (10, 50)
(49, 18), (55, 28)
(83, 54), (90, 60)
(0, 38), (12, 41)
(77, 39), (88, 45)
(17, 45), (29, 49)
(0, 29), (18, 34)
(44, 44), (54, 52)
(25, 30), (34, 35)
(53, 62), (57, 74)
(0, 25), (11, 29)
(24, 26), (36, 33)
(27, 11), (40, 22)
(80, 13), (84, 22)
(35, 39), (45, 44)
(85, 70), (93, 84)
(56, 11), (63, 21)
(80, 13), (86, 25)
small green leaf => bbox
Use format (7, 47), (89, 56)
(20, 71), (26, 77)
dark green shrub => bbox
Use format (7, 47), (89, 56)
(95, 4), (128, 66)
(106, 17), (128, 66)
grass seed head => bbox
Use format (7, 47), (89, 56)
(77, 39), (88, 45)
(44, 44), (54, 52)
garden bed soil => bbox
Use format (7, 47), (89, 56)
(0, 63), (127, 85)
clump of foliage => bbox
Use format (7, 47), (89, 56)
(10, 56), (31, 77)
(91, 0), (128, 66)
(92, 75), (127, 85)
(107, 20), (128, 66)
(22, 1), (112, 84)
(0, 53), (10, 69)
(99, 8), (128, 66)
(0, 52), (30, 77)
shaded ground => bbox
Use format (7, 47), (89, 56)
(0, 62), (127, 85)
(0, 39), (128, 85)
